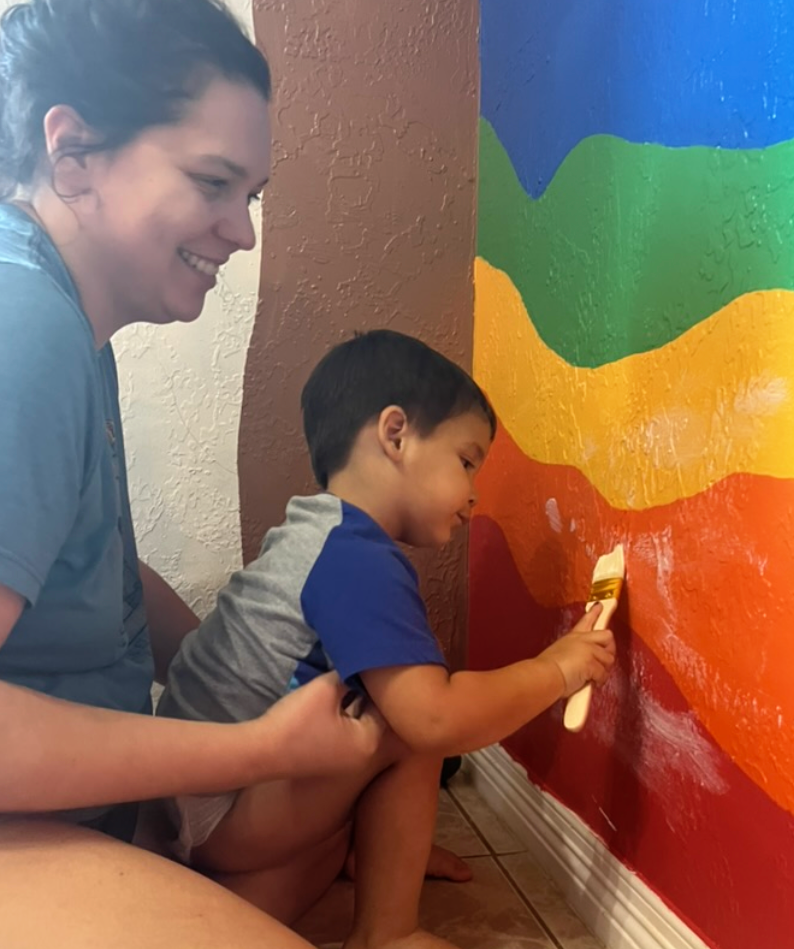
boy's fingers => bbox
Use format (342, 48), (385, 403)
(597, 644), (616, 666)
(574, 602), (603, 631)
(591, 645), (616, 681)
(575, 626), (614, 648)
(592, 628), (616, 650)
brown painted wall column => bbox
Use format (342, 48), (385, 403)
(239, 0), (479, 664)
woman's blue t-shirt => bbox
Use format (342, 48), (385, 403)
(0, 204), (154, 729)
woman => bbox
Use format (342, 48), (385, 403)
(0, 1), (382, 945)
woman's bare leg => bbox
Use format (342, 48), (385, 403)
(0, 819), (317, 949)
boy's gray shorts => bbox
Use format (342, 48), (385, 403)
(165, 791), (238, 865)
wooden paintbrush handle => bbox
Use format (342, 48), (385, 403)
(563, 596), (618, 732)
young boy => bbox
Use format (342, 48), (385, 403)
(158, 330), (615, 949)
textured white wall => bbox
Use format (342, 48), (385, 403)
(115, 241), (260, 620)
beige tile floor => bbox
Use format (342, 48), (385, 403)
(294, 768), (605, 949)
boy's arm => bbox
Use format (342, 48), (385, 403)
(362, 660), (564, 755)
(361, 606), (615, 756)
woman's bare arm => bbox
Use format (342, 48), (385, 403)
(0, 583), (382, 812)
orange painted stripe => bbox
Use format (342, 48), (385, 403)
(475, 425), (794, 815)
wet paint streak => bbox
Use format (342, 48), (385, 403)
(544, 498), (563, 534)
(593, 648), (729, 820)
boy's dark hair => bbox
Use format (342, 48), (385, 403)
(302, 330), (497, 489)
(0, 0), (271, 199)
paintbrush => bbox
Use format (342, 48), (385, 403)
(563, 543), (625, 733)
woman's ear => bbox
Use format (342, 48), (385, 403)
(42, 105), (101, 199)
(378, 405), (409, 461)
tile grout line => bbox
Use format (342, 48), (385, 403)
(492, 857), (568, 949)
(445, 786), (526, 857)
(444, 783), (496, 854)
(445, 785), (566, 949)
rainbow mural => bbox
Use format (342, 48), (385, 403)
(470, 3), (794, 947)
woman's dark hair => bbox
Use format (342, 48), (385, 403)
(0, 0), (271, 198)
(302, 330), (497, 489)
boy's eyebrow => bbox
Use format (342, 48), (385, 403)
(465, 443), (486, 462)
(199, 154), (270, 189)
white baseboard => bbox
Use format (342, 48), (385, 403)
(466, 746), (710, 949)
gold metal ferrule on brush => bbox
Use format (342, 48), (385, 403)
(589, 577), (624, 602)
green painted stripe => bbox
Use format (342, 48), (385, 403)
(478, 118), (794, 368)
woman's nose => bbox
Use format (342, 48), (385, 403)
(218, 202), (257, 252)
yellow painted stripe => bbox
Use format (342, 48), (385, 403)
(474, 257), (794, 510)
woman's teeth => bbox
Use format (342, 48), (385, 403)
(179, 249), (219, 277)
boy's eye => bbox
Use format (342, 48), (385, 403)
(461, 457), (474, 471)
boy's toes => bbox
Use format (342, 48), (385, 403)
(343, 844), (472, 883)
(425, 844), (472, 882)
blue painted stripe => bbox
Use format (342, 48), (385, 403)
(481, 0), (794, 198)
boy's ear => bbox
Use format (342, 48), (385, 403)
(378, 405), (409, 461)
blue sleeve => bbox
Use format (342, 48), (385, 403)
(0, 264), (95, 604)
(301, 529), (447, 685)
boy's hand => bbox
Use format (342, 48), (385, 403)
(538, 604), (616, 698)
(251, 673), (386, 780)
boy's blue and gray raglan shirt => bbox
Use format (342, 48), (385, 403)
(158, 494), (447, 724)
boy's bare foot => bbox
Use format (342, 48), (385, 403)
(344, 927), (460, 949)
(344, 844), (471, 883)
(424, 844), (472, 881)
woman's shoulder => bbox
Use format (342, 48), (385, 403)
(0, 255), (97, 416)
(1, 282), (94, 375)
(0, 203), (90, 347)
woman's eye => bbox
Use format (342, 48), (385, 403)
(193, 175), (228, 195)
